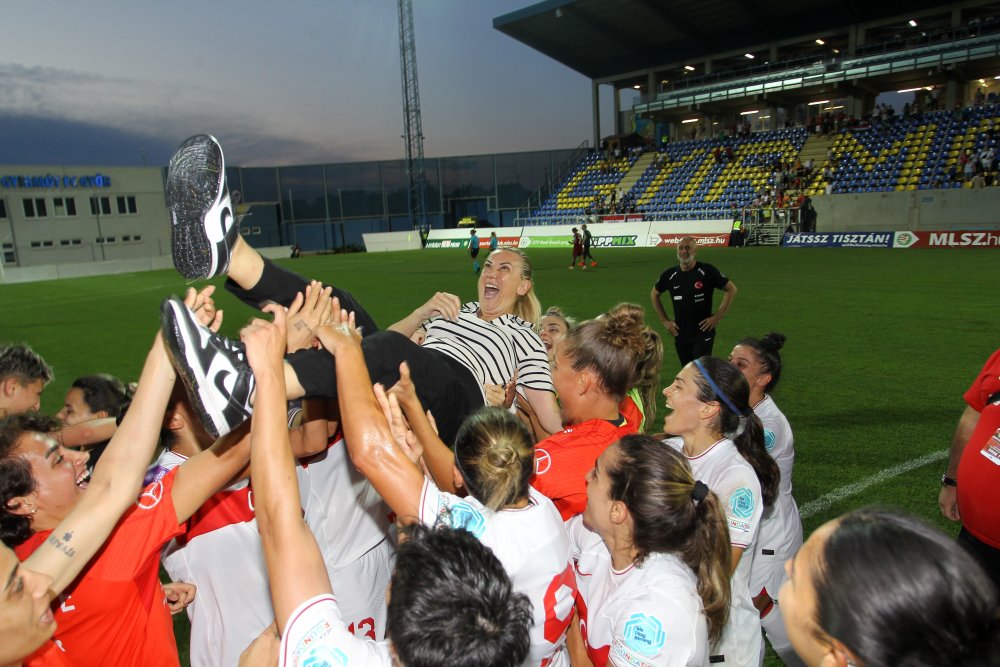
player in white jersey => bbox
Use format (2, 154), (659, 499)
(569, 435), (732, 667)
(239, 305), (532, 667)
(314, 306), (575, 667)
(662, 357), (779, 667)
(730, 334), (804, 667)
(150, 389), (393, 666)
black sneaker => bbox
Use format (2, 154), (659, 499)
(160, 297), (254, 439)
(166, 134), (239, 280)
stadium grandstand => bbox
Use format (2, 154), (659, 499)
(3, 1), (1000, 276)
(496, 0), (1000, 239)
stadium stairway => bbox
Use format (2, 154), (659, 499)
(618, 152), (657, 198)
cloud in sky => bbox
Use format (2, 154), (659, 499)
(0, 2), (604, 167)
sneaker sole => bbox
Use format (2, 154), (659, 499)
(166, 135), (235, 280)
(161, 298), (232, 439)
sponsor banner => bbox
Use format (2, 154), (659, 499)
(519, 222), (645, 249)
(600, 214), (645, 223)
(423, 228), (523, 250)
(651, 233), (730, 248)
(894, 230), (1000, 248)
(782, 232), (894, 248)
(646, 220), (734, 248)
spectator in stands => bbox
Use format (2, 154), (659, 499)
(780, 508), (1000, 667)
(650, 237), (738, 366)
(0, 344), (51, 418)
(938, 348), (1000, 591)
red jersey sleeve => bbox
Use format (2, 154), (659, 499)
(964, 349), (1000, 413)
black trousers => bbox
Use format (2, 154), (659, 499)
(674, 332), (716, 366)
(226, 258), (482, 445)
(958, 528), (1000, 595)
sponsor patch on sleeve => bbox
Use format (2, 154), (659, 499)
(610, 612), (665, 666)
(445, 501), (487, 539)
(727, 487), (755, 533)
(299, 645), (348, 667)
(763, 429), (776, 452)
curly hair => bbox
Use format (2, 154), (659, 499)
(0, 413), (61, 547)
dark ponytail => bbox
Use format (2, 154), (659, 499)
(735, 332), (786, 393)
(816, 508), (1000, 667)
(692, 357), (779, 507)
(608, 435), (732, 645)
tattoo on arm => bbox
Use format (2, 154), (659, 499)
(46, 531), (77, 558)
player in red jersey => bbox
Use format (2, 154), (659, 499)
(530, 306), (658, 519)
(0, 288), (214, 667)
(1, 288), (254, 667)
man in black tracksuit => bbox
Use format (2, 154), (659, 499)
(650, 236), (738, 366)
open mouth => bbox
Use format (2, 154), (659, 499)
(76, 469), (91, 489)
(483, 282), (500, 299)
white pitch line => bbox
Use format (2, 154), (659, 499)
(799, 449), (948, 519)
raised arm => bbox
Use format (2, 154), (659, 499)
(387, 292), (461, 338)
(388, 362), (459, 493)
(317, 302), (426, 520)
(23, 285), (217, 592)
(243, 304), (331, 633)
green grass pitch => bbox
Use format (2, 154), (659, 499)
(2, 245), (994, 665)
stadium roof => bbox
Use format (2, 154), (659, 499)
(494, 0), (979, 80)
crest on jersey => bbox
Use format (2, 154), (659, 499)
(137, 480), (164, 510)
(621, 612), (665, 657)
(763, 429), (776, 452)
(730, 487), (755, 519)
(301, 646), (348, 667)
(448, 502), (487, 538)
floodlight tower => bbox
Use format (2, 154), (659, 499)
(398, 0), (429, 235)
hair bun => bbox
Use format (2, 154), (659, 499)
(761, 332), (786, 352)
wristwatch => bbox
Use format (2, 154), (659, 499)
(941, 474), (958, 487)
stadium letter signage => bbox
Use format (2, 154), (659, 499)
(0, 174), (112, 189)
(893, 230), (1000, 248)
(782, 232), (893, 248)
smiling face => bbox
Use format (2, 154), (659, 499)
(550, 344), (582, 424)
(478, 250), (530, 320)
(728, 345), (769, 400)
(778, 520), (839, 667)
(13, 432), (90, 530)
(675, 237), (697, 269)
(661, 363), (711, 436)
(1, 379), (45, 417)
(539, 315), (569, 354)
(582, 442), (620, 536)
(56, 388), (102, 426)
(0, 543), (55, 664)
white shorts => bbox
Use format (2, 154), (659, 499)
(326, 536), (395, 641)
(749, 548), (790, 600)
